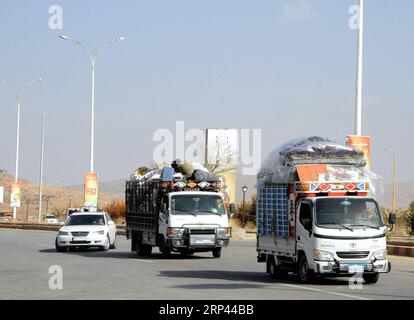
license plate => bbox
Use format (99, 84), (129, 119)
(73, 237), (87, 241)
(348, 264), (364, 273)
(190, 235), (215, 245)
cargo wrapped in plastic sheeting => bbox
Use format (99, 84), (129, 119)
(279, 136), (366, 167)
(257, 137), (383, 198)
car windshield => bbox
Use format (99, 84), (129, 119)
(315, 198), (384, 229)
(45, 215), (55, 219)
(66, 215), (105, 226)
(171, 195), (225, 216)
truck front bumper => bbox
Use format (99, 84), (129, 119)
(169, 236), (230, 249)
(314, 259), (391, 275)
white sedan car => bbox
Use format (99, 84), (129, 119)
(44, 215), (59, 224)
(55, 212), (117, 252)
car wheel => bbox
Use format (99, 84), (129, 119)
(363, 273), (379, 284)
(100, 235), (110, 251)
(136, 232), (152, 256)
(298, 254), (312, 283)
(55, 238), (66, 253)
(110, 234), (117, 249)
(212, 248), (222, 258)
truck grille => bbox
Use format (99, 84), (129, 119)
(189, 229), (215, 235)
(336, 251), (369, 259)
(71, 231), (89, 237)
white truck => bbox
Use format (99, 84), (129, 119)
(125, 166), (234, 258)
(256, 138), (396, 284)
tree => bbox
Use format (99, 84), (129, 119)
(203, 141), (237, 175)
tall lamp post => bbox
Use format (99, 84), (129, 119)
(242, 185), (248, 228)
(386, 148), (397, 214)
(355, 0), (364, 136)
(0, 78), (42, 220)
(58, 35), (125, 174)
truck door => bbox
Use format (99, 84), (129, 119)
(296, 201), (314, 265)
(158, 194), (169, 236)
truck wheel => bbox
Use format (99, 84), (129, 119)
(110, 234), (117, 249)
(363, 273), (379, 284)
(159, 236), (171, 257)
(136, 232), (152, 256)
(55, 238), (66, 253)
(212, 248), (222, 258)
(298, 254), (312, 283)
(267, 256), (286, 279)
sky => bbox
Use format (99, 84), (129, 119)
(0, 0), (413, 188)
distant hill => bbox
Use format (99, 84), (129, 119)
(0, 170), (122, 221)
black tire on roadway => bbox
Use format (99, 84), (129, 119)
(136, 232), (152, 256)
(363, 273), (379, 284)
(100, 235), (110, 251)
(55, 238), (67, 253)
(212, 248), (222, 258)
(268, 256), (286, 279)
(110, 234), (117, 249)
(159, 236), (171, 257)
(298, 253), (312, 283)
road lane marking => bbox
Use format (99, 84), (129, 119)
(278, 283), (371, 300)
(133, 259), (155, 264)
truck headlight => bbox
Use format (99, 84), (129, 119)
(372, 249), (387, 260)
(58, 231), (68, 236)
(93, 230), (105, 235)
(167, 228), (185, 238)
(216, 228), (231, 238)
(314, 250), (334, 261)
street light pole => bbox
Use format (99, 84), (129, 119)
(386, 148), (397, 213)
(0, 78), (42, 220)
(242, 185), (248, 228)
(38, 112), (46, 222)
(355, 0), (364, 136)
(59, 35), (125, 173)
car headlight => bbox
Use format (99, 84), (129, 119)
(58, 231), (68, 236)
(216, 228), (231, 238)
(314, 250), (334, 261)
(93, 230), (105, 235)
(167, 228), (185, 238)
(372, 249), (387, 260)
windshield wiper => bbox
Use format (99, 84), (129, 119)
(198, 211), (222, 216)
(174, 209), (197, 217)
(349, 224), (380, 230)
(321, 222), (354, 232)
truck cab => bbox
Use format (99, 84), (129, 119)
(158, 191), (231, 258)
(296, 196), (390, 283)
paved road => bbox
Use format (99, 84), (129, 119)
(1, 229), (413, 300)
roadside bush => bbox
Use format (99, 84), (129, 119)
(102, 201), (126, 223)
(233, 195), (256, 228)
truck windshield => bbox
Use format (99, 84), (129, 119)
(171, 195), (225, 216)
(315, 198), (384, 229)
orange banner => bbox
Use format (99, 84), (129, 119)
(84, 172), (98, 207)
(347, 135), (371, 169)
(10, 181), (22, 208)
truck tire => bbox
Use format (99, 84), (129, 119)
(363, 273), (379, 284)
(136, 232), (152, 256)
(212, 248), (222, 258)
(267, 256), (286, 279)
(298, 253), (313, 283)
(159, 236), (171, 257)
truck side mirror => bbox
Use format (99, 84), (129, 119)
(388, 213), (397, 225)
(161, 202), (167, 213)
